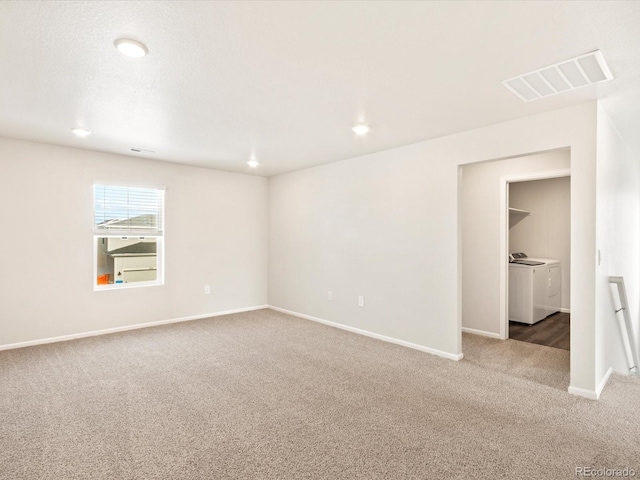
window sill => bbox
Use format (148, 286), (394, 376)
(94, 281), (164, 291)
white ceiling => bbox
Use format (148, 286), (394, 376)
(1, 1), (640, 177)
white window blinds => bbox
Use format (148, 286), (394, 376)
(94, 184), (164, 235)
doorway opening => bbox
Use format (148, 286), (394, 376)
(460, 148), (571, 391)
(505, 172), (571, 351)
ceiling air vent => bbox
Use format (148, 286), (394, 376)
(502, 50), (613, 102)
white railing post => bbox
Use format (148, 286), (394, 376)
(609, 276), (639, 376)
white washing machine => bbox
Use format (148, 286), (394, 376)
(509, 253), (561, 325)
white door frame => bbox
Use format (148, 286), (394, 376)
(499, 168), (571, 340)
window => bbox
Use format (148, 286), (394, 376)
(94, 184), (164, 289)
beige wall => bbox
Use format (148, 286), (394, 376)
(509, 176), (571, 311)
(461, 150), (570, 335)
(0, 137), (268, 346)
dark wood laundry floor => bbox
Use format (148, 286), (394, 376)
(509, 312), (570, 350)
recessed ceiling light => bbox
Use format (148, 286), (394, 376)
(352, 124), (370, 136)
(502, 50), (613, 102)
(114, 38), (148, 58)
(247, 160), (259, 168)
(71, 127), (91, 137)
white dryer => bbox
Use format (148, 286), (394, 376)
(509, 253), (561, 325)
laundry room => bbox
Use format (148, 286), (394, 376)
(508, 175), (571, 350)
(460, 148), (571, 349)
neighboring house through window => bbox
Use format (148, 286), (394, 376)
(94, 184), (165, 289)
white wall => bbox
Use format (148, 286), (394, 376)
(0, 102), (607, 397)
(0, 137), (268, 346)
(461, 150), (570, 335)
(269, 142), (463, 359)
(509, 175), (571, 311)
(595, 105), (640, 377)
(269, 102), (599, 394)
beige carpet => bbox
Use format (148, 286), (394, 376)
(462, 332), (571, 392)
(1, 308), (639, 479)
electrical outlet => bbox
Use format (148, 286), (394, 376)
(328, 291), (333, 300)
(204, 285), (211, 295)
(358, 295), (365, 307)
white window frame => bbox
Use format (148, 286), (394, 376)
(93, 183), (165, 291)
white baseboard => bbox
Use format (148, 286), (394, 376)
(560, 308), (571, 314)
(268, 305), (463, 361)
(567, 386), (598, 400)
(0, 305), (269, 352)
(568, 367), (612, 400)
(462, 327), (501, 339)
(596, 367), (614, 398)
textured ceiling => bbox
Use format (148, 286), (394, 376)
(1, 1), (640, 176)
